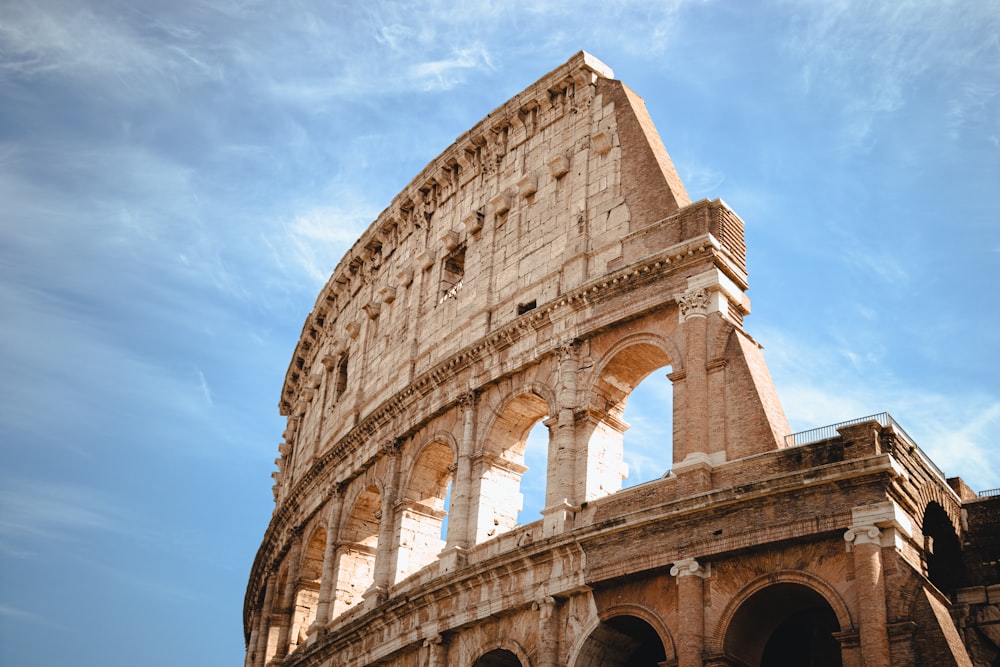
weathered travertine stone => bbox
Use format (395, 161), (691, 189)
(245, 52), (995, 667)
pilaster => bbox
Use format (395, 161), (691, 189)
(844, 525), (891, 667)
(671, 558), (709, 667)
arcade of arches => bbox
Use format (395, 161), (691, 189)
(245, 52), (997, 667)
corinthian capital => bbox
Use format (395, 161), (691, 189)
(677, 288), (711, 321)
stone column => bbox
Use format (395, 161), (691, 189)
(446, 392), (477, 552)
(534, 596), (559, 667)
(671, 558), (709, 667)
(424, 633), (448, 667)
(252, 572), (276, 667)
(844, 525), (891, 667)
(369, 441), (401, 601)
(677, 289), (710, 463)
(308, 485), (344, 638)
(543, 341), (580, 536)
(274, 533), (304, 660)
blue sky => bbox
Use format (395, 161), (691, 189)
(1, 1), (998, 665)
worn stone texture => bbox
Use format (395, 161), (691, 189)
(245, 52), (997, 667)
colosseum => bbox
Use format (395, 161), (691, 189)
(244, 52), (999, 667)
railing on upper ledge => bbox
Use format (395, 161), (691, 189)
(978, 487), (1000, 498)
(785, 412), (946, 482)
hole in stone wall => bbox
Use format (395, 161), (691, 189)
(517, 300), (537, 316)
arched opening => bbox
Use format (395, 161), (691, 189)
(574, 614), (668, 667)
(472, 392), (549, 543)
(289, 527), (325, 650)
(589, 341), (673, 499)
(724, 583), (842, 667)
(395, 440), (453, 582)
(621, 366), (673, 488)
(332, 486), (380, 617)
(521, 419), (549, 525)
(265, 564), (289, 663)
(922, 501), (964, 596)
(472, 648), (523, 667)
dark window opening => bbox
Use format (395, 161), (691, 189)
(439, 245), (466, 302)
(517, 300), (536, 316)
(334, 355), (348, 400)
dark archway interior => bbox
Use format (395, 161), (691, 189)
(760, 606), (842, 667)
(574, 614), (667, 667)
(923, 501), (965, 596)
(472, 648), (522, 667)
(726, 583), (841, 667)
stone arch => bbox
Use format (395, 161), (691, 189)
(570, 604), (674, 667)
(583, 333), (676, 498)
(715, 571), (851, 667)
(471, 386), (554, 544)
(470, 640), (532, 667)
(921, 500), (965, 596)
(332, 484), (381, 617)
(265, 560), (291, 664)
(914, 480), (962, 539)
(290, 525), (326, 649)
(394, 436), (456, 582)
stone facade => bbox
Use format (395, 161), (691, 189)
(244, 52), (999, 667)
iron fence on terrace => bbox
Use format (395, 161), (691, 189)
(784, 412), (946, 482)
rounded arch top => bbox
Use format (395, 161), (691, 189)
(711, 569), (853, 656)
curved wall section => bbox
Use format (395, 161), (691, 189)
(244, 52), (975, 667)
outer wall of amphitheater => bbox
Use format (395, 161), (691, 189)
(245, 52), (1000, 667)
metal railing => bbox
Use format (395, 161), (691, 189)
(979, 487), (1000, 498)
(785, 412), (946, 482)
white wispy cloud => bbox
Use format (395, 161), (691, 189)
(757, 324), (1000, 491)
(0, 479), (132, 543)
(784, 0), (1000, 152)
(273, 202), (379, 286)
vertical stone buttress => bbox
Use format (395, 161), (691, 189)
(309, 485), (343, 638)
(252, 572), (276, 667)
(274, 533), (304, 660)
(671, 558), (708, 667)
(534, 596), (559, 667)
(845, 525), (891, 667)
(370, 441), (401, 600)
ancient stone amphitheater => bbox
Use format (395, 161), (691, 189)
(245, 53), (999, 667)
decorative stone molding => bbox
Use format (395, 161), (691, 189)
(677, 288), (711, 321)
(345, 321), (360, 339)
(670, 557), (710, 579)
(362, 302), (381, 320)
(396, 268), (413, 287)
(844, 525), (882, 547)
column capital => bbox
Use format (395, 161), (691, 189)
(670, 557), (710, 578)
(459, 390), (479, 411)
(844, 524), (882, 547)
(677, 288), (710, 321)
